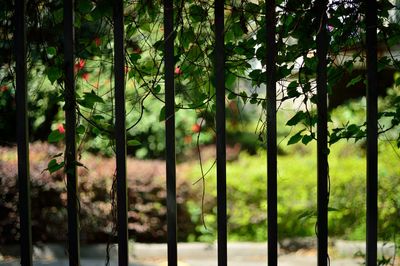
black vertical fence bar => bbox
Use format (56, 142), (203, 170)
(266, 0), (278, 265)
(315, 0), (329, 265)
(366, 0), (378, 265)
(64, 0), (80, 264)
(15, 0), (32, 264)
(114, 0), (129, 264)
(215, 0), (227, 265)
(163, 0), (178, 265)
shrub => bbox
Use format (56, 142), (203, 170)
(0, 142), (196, 244)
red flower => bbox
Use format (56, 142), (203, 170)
(94, 37), (101, 47)
(82, 72), (89, 81)
(125, 66), (130, 74)
(0, 85), (8, 92)
(174, 67), (183, 75)
(184, 135), (192, 144)
(191, 123), (201, 133)
(132, 48), (142, 54)
(58, 124), (65, 134)
(74, 59), (85, 72)
(78, 59), (85, 68)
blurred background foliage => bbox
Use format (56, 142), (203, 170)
(186, 139), (400, 243)
(0, 0), (400, 245)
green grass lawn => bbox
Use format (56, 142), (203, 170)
(185, 140), (400, 243)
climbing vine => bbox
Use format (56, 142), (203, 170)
(1, 0), (400, 261)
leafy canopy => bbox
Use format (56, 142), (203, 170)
(0, 0), (400, 151)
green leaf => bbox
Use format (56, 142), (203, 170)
(77, 125), (85, 134)
(298, 207), (339, 220)
(129, 53), (141, 62)
(377, 56), (390, 72)
(84, 13), (94, 21)
(140, 23), (151, 32)
(287, 129), (305, 145)
(47, 159), (65, 174)
(302, 134), (313, 145)
(277, 64), (293, 80)
(78, 91), (105, 109)
(298, 209), (316, 220)
(159, 106), (166, 122)
(127, 139), (141, 146)
(153, 40), (164, 51)
(347, 124), (359, 134)
(92, 114), (104, 122)
(48, 130), (64, 143)
(126, 24), (137, 39)
(189, 5), (207, 23)
(78, 0), (94, 13)
(396, 77), (400, 86)
(225, 73), (237, 89)
(239, 91), (248, 104)
(46, 47), (56, 56)
(187, 44), (202, 61)
(181, 27), (195, 49)
(287, 81), (300, 98)
(227, 92), (237, 100)
(250, 94), (258, 104)
(153, 85), (161, 93)
(346, 75), (363, 88)
(249, 69), (262, 82)
(46, 67), (62, 84)
(74, 15), (81, 28)
(231, 22), (244, 38)
(286, 111), (306, 126)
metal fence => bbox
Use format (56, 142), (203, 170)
(14, 0), (379, 265)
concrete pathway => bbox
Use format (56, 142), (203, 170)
(0, 256), (364, 266)
(0, 242), (390, 266)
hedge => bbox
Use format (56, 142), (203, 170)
(0, 142), (196, 244)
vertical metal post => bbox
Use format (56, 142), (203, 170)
(15, 0), (32, 264)
(366, 0), (378, 265)
(114, 0), (129, 264)
(64, 0), (80, 265)
(316, 0), (329, 265)
(215, 1), (227, 265)
(266, 0), (278, 265)
(163, 0), (178, 265)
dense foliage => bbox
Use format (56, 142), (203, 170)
(1, 0), (400, 152)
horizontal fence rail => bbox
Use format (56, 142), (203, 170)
(11, 1), (382, 266)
